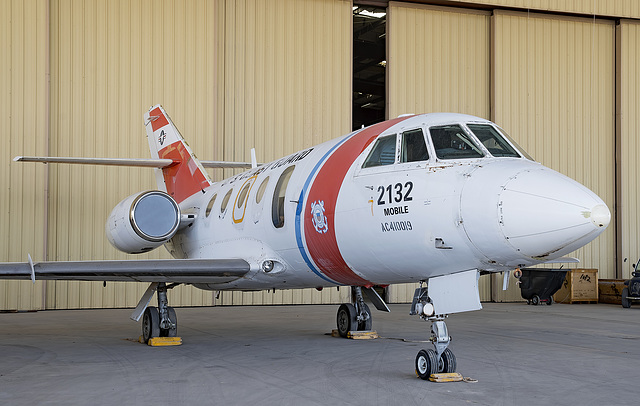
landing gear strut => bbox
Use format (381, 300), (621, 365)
(336, 286), (372, 337)
(140, 282), (178, 343)
(411, 286), (457, 380)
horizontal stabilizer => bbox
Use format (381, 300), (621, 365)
(0, 258), (250, 284)
(14, 156), (175, 168)
(15, 156), (255, 169)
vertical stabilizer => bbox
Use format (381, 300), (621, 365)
(144, 105), (211, 203)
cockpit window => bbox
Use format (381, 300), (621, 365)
(429, 125), (484, 160)
(467, 124), (520, 158)
(362, 135), (396, 168)
(400, 129), (429, 163)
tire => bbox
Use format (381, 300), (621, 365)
(439, 348), (457, 373)
(531, 295), (540, 306)
(546, 297), (553, 306)
(357, 303), (372, 331)
(622, 288), (631, 308)
(415, 349), (437, 380)
(166, 307), (178, 337)
(142, 306), (160, 343)
(336, 304), (357, 338)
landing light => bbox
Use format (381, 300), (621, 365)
(261, 260), (275, 273)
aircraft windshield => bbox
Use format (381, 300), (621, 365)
(429, 125), (484, 160)
(466, 124), (520, 158)
(362, 134), (396, 168)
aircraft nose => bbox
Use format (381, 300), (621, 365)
(498, 169), (610, 259)
(460, 163), (610, 266)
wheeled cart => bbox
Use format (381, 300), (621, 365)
(519, 269), (567, 306)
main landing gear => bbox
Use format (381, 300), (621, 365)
(132, 282), (179, 343)
(336, 286), (372, 337)
(411, 286), (457, 380)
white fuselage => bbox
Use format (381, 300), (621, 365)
(166, 114), (610, 291)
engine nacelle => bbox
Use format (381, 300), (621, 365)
(106, 191), (180, 254)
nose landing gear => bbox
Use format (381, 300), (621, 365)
(411, 286), (457, 380)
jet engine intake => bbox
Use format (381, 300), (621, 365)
(106, 191), (180, 254)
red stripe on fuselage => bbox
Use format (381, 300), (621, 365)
(303, 117), (411, 286)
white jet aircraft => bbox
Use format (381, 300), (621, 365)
(0, 105), (611, 379)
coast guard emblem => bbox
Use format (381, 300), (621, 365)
(311, 200), (328, 234)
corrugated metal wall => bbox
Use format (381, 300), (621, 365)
(216, 0), (353, 306)
(386, 2), (493, 302)
(46, 0), (221, 309)
(0, 0), (48, 310)
(446, 0), (640, 19)
(1, 0), (352, 310)
(617, 20), (640, 280)
(493, 11), (616, 280)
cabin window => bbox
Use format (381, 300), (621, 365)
(429, 125), (484, 160)
(467, 124), (520, 158)
(220, 188), (233, 213)
(272, 166), (295, 228)
(400, 129), (429, 163)
(362, 134), (396, 168)
(256, 177), (269, 204)
(205, 194), (217, 217)
(237, 183), (251, 209)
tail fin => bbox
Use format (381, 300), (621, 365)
(144, 105), (211, 203)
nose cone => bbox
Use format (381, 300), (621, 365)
(499, 169), (610, 259)
(460, 162), (610, 266)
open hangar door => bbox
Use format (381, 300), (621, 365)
(491, 10), (616, 300)
(385, 5), (617, 303)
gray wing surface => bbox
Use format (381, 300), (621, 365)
(0, 259), (250, 284)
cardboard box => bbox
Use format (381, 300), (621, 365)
(554, 269), (598, 303)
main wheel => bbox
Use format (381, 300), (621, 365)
(336, 304), (357, 338)
(415, 349), (437, 380)
(142, 306), (160, 343)
(546, 296), (554, 306)
(438, 348), (457, 373)
(160, 306), (178, 337)
(357, 303), (372, 331)
(622, 288), (631, 308)
(531, 295), (540, 306)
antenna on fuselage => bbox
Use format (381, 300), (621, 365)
(250, 148), (257, 169)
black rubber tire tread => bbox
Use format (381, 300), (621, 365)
(531, 295), (540, 306)
(336, 303), (357, 338)
(142, 306), (160, 343)
(415, 349), (437, 380)
(167, 307), (178, 337)
(622, 288), (631, 308)
(440, 348), (457, 373)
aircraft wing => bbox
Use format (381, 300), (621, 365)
(0, 258), (250, 284)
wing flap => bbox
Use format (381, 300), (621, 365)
(0, 259), (250, 284)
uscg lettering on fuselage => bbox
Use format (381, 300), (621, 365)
(222, 147), (314, 186)
(383, 205), (409, 216)
(381, 220), (413, 232)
